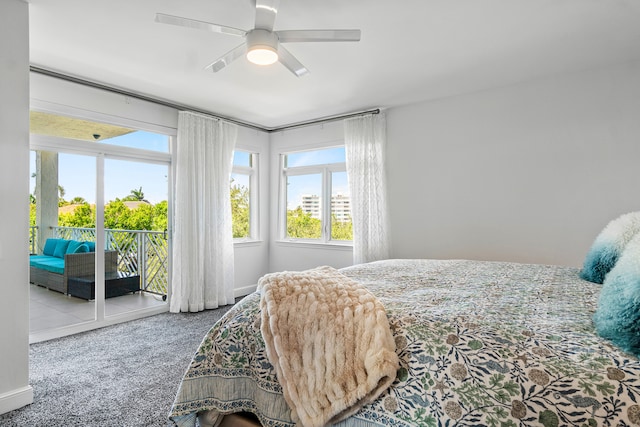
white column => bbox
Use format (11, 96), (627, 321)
(0, 0), (33, 415)
(35, 151), (59, 251)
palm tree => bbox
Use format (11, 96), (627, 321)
(58, 185), (66, 206)
(70, 196), (87, 204)
(125, 187), (149, 203)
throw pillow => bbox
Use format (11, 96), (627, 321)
(74, 243), (90, 253)
(43, 238), (62, 256)
(67, 240), (90, 254)
(66, 240), (83, 254)
(580, 211), (640, 283)
(593, 232), (640, 356)
(53, 239), (71, 258)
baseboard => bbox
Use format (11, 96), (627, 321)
(234, 284), (257, 298)
(0, 385), (33, 415)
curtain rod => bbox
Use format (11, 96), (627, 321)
(29, 66), (266, 132)
(267, 108), (381, 133)
(30, 66), (380, 133)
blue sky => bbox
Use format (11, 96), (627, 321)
(30, 133), (349, 208)
(30, 131), (169, 204)
(285, 147), (349, 210)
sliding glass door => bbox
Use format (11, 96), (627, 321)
(30, 151), (98, 331)
(104, 158), (169, 317)
(29, 111), (173, 341)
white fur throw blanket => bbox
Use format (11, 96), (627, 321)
(258, 266), (399, 427)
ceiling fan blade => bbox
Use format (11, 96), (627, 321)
(254, 0), (280, 31)
(276, 29), (361, 43)
(277, 45), (309, 77)
(155, 13), (246, 37)
(204, 43), (247, 73)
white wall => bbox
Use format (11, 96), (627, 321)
(268, 121), (353, 272)
(386, 60), (640, 267)
(30, 73), (271, 295)
(0, 0), (33, 414)
(234, 126), (270, 295)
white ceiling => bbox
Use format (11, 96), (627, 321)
(29, 0), (640, 130)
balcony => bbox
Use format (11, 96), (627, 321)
(31, 225), (168, 297)
(29, 226), (169, 337)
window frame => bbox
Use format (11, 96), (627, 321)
(279, 146), (352, 246)
(232, 150), (259, 243)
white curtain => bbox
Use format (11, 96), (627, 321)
(170, 111), (237, 313)
(344, 112), (391, 264)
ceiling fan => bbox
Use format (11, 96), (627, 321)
(155, 0), (361, 77)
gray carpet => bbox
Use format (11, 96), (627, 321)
(0, 305), (234, 426)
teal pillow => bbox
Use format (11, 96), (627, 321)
(53, 240), (71, 258)
(66, 240), (83, 254)
(580, 212), (640, 283)
(84, 241), (96, 252)
(593, 232), (640, 356)
(43, 238), (62, 256)
(74, 243), (90, 254)
(67, 240), (89, 254)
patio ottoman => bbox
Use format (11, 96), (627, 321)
(67, 272), (140, 300)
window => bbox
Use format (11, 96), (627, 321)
(281, 146), (352, 243)
(231, 150), (258, 240)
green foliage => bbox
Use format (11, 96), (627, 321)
(33, 181), (244, 237)
(29, 202), (36, 226)
(331, 214), (353, 241)
(152, 200), (168, 231)
(59, 203), (95, 227)
(287, 207), (321, 238)
(104, 199), (156, 230)
(33, 197), (168, 232)
(231, 180), (250, 238)
(286, 209), (353, 241)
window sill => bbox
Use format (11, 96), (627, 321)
(275, 240), (353, 251)
(233, 240), (264, 248)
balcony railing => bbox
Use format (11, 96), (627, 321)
(31, 226), (168, 297)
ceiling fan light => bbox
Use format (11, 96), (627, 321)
(247, 45), (278, 65)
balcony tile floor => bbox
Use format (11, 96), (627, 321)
(30, 284), (167, 334)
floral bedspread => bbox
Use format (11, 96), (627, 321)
(170, 259), (640, 426)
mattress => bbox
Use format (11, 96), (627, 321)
(170, 259), (640, 426)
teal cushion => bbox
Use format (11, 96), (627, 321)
(66, 240), (83, 254)
(580, 212), (640, 283)
(43, 238), (63, 256)
(67, 240), (90, 254)
(74, 243), (90, 254)
(30, 257), (65, 275)
(84, 241), (96, 252)
(593, 232), (640, 356)
(53, 240), (71, 258)
(29, 255), (54, 264)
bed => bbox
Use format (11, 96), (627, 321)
(169, 258), (640, 426)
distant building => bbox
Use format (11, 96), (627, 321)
(332, 194), (351, 222)
(301, 194), (321, 219)
(301, 194), (351, 222)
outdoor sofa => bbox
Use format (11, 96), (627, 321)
(29, 238), (117, 294)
